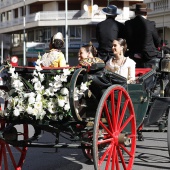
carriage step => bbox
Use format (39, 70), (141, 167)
(14, 142), (83, 149)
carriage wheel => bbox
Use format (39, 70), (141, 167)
(81, 130), (93, 161)
(93, 85), (136, 170)
(69, 68), (88, 121)
(0, 120), (28, 170)
(167, 108), (170, 157)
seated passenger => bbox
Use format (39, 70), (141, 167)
(41, 32), (67, 67)
(105, 38), (136, 84)
(78, 42), (104, 67)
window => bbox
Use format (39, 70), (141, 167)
(91, 26), (96, 40)
(69, 26), (81, 38)
(44, 28), (51, 43)
(27, 31), (34, 42)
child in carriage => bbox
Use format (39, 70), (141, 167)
(78, 42), (105, 68)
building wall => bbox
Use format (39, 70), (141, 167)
(43, 2), (59, 11)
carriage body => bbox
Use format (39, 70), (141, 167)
(0, 57), (169, 170)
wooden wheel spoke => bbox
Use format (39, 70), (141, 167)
(103, 101), (113, 132)
(115, 90), (122, 126)
(120, 115), (134, 132)
(2, 144), (8, 170)
(105, 144), (114, 169)
(98, 138), (113, 145)
(110, 91), (116, 131)
(6, 144), (17, 168)
(99, 143), (113, 166)
(111, 145), (116, 169)
(117, 99), (129, 130)
(119, 144), (133, 157)
(117, 146), (127, 169)
(115, 151), (121, 170)
(99, 121), (113, 137)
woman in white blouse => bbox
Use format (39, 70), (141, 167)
(105, 38), (136, 84)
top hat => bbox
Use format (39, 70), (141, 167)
(102, 5), (122, 16)
(131, 3), (152, 12)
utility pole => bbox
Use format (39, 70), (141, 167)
(65, 0), (68, 63)
(23, 0), (26, 66)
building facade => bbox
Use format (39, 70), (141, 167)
(144, 0), (170, 47)
(0, 0), (142, 65)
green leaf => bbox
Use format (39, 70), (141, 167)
(21, 77), (34, 91)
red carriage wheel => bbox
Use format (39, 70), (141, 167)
(167, 108), (170, 157)
(81, 130), (93, 161)
(93, 85), (136, 170)
(0, 120), (28, 170)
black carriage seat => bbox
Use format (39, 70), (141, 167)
(88, 69), (127, 100)
(135, 68), (156, 91)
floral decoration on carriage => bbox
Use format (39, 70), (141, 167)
(0, 59), (90, 121)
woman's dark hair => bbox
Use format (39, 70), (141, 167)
(117, 38), (127, 54)
(82, 42), (97, 57)
(52, 39), (64, 50)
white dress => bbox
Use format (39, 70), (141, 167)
(105, 57), (136, 83)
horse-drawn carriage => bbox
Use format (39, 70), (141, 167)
(0, 54), (169, 170)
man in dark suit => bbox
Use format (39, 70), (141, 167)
(96, 5), (125, 63)
(125, 3), (161, 68)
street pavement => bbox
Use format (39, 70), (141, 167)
(21, 129), (170, 170)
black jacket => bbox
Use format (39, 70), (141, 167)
(125, 15), (161, 60)
(96, 17), (126, 52)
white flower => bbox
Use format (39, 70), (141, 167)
(63, 69), (71, 76)
(34, 81), (44, 91)
(32, 70), (38, 76)
(34, 101), (43, 110)
(60, 87), (69, 95)
(8, 67), (15, 76)
(25, 92), (36, 98)
(80, 82), (88, 91)
(36, 94), (42, 102)
(44, 88), (55, 96)
(54, 75), (60, 82)
(53, 81), (62, 92)
(35, 59), (42, 66)
(48, 101), (56, 113)
(64, 103), (70, 111)
(13, 108), (20, 117)
(32, 77), (39, 84)
(38, 72), (45, 82)
(58, 98), (65, 107)
(60, 75), (67, 82)
(12, 79), (24, 91)
(35, 65), (43, 72)
(26, 106), (34, 115)
(28, 96), (36, 104)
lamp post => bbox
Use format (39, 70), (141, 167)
(1, 34), (3, 64)
(107, 0), (110, 6)
(65, 0), (68, 63)
(23, 0), (26, 66)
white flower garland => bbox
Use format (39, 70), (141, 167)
(1, 60), (89, 121)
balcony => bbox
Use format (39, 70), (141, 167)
(146, 0), (170, 28)
(0, 10), (134, 34)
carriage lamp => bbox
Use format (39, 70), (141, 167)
(10, 56), (18, 66)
